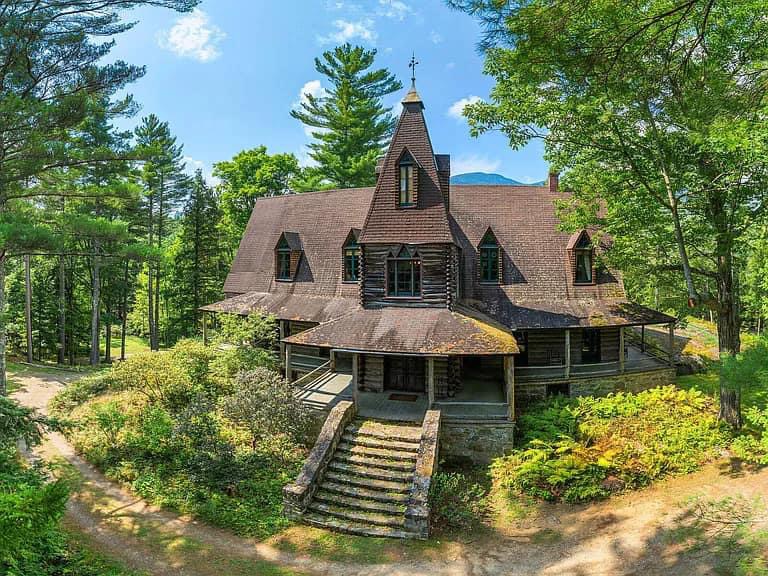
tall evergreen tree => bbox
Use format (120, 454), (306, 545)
(167, 170), (227, 339)
(291, 43), (402, 188)
(134, 115), (188, 350)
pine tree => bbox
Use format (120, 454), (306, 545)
(291, 43), (402, 188)
(134, 115), (188, 350)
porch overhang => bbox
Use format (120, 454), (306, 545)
(200, 291), (358, 324)
(282, 307), (519, 356)
(460, 298), (676, 330)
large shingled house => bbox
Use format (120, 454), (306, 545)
(203, 83), (677, 538)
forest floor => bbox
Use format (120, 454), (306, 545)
(11, 365), (768, 576)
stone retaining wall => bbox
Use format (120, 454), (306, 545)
(440, 420), (515, 464)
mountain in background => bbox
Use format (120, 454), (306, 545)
(450, 172), (546, 186)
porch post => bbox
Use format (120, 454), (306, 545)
(278, 320), (286, 365)
(330, 349), (336, 371)
(619, 326), (625, 373)
(564, 329), (571, 379)
(285, 343), (292, 382)
(667, 322), (675, 367)
(202, 312), (208, 346)
(641, 325), (646, 353)
(352, 353), (359, 405)
(427, 357), (435, 408)
(504, 355), (515, 420)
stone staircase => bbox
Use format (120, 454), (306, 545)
(302, 418), (423, 538)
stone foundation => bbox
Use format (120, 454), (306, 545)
(569, 367), (676, 397)
(440, 421), (515, 464)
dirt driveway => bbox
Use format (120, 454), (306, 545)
(11, 368), (768, 576)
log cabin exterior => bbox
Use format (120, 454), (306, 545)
(203, 83), (676, 449)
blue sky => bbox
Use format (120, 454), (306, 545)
(109, 0), (547, 184)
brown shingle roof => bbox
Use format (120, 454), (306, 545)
(283, 307), (519, 355)
(200, 291), (357, 323)
(222, 187), (374, 296)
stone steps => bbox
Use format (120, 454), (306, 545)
(300, 417), (423, 538)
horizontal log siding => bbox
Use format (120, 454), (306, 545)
(600, 327), (620, 362)
(362, 244), (451, 308)
(360, 354), (384, 392)
(527, 330), (567, 366)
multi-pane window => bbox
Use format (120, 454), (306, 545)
(343, 238), (360, 282)
(479, 231), (500, 283)
(399, 163), (414, 206)
(387, 247), (421, 297)
(276, 237), (291, 280)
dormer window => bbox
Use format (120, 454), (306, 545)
(398, 151), (417, 207)
(573, 231), (594, 284)
(342, 230), (361, 282)
(478, 229), (501, 284)
(387, 245), (421, 297)
(275, 232), (302, 281)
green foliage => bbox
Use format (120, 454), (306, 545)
(214, 312), (277, 350)
(291, 43), (402, 188)
(493, 386), (730, 503)
(721, 339), (768, 410)
(221, 368), (314, 448)
(213, 147), (301, 247)
(54, 339), (306, 538)
(428, 471), (489, 533)
(732, 407), (768, 466)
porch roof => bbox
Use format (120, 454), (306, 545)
(199, 291), (357, 324)
(460, 298), (676, 330)
(282, 306), (519, 356)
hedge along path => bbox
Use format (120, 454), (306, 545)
(11, 367), (768, 576)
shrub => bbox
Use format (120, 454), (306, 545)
(48, 372), (113, 416)
(221, 368), (314, 448)
(493, 386), (730, 503)
(429, 471), (489, 532)
(214, 312), (277, 350)
(111, 351), (198, 411)
(731, 407), (768, 465)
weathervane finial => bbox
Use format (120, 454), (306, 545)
(409, 52), (419, 87)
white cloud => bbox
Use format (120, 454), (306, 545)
(294, 80), (328, 137)
(452, 154), (502, 175)
(318, 19), (377, 44)
(447, 95), (482, 120)
(157, 9), (225, 63)
(429, 30), (443, 44)
(377, 0), (414, 20)
(183, 156), (220, 186)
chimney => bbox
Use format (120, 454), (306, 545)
(548, 171), (559, 192)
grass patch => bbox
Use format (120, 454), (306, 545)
(105, 335), (151, 358)
(62, 530), (148, 576)
(268, 526), (442, 564)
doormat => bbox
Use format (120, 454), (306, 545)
(388, 393), (419, 402)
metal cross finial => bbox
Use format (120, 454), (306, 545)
(409, 53), (419, 86)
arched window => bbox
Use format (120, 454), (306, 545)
(479, 229), (500, 284)
(387, 245), (421, 297)
(343, 233), (360, 282)
(276, 236), (292, 280)
(574, 233), (594, 284)
(398, 151), (416, 207)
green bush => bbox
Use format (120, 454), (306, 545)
(429, 471), (489, 532)
(49, 372), (113, 416)
(54, 339), (308, 539)
(732, 407), (768, 465)
(493, 386), (730, 503)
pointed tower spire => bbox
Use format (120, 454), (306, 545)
(403, 53), (423, 107)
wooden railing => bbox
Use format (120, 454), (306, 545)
(291, 360), (331, 388)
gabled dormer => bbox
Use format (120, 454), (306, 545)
(478, 228), (502, 285)
(358, 83), (454, 245)
(342, 228), (361, 283)
(275, 232), (302, 282)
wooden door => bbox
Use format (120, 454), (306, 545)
(384, 356), (425, 392)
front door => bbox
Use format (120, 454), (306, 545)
(384, 356), (425, 392)
(582, 329), (602, 363)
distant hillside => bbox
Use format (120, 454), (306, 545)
(450, 172), (546, 186)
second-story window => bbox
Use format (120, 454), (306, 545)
(399, 153), (415, 207)
(276, 236), (292, 280)
(479, 230), (500, 283)
(387, 246), (421, 297)
(574, 233), (594, 284)
(343, 237), (360, 282)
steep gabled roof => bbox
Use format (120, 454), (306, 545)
(358, 87), (454, 244)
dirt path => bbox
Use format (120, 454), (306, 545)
(11, 369), (768, 576)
